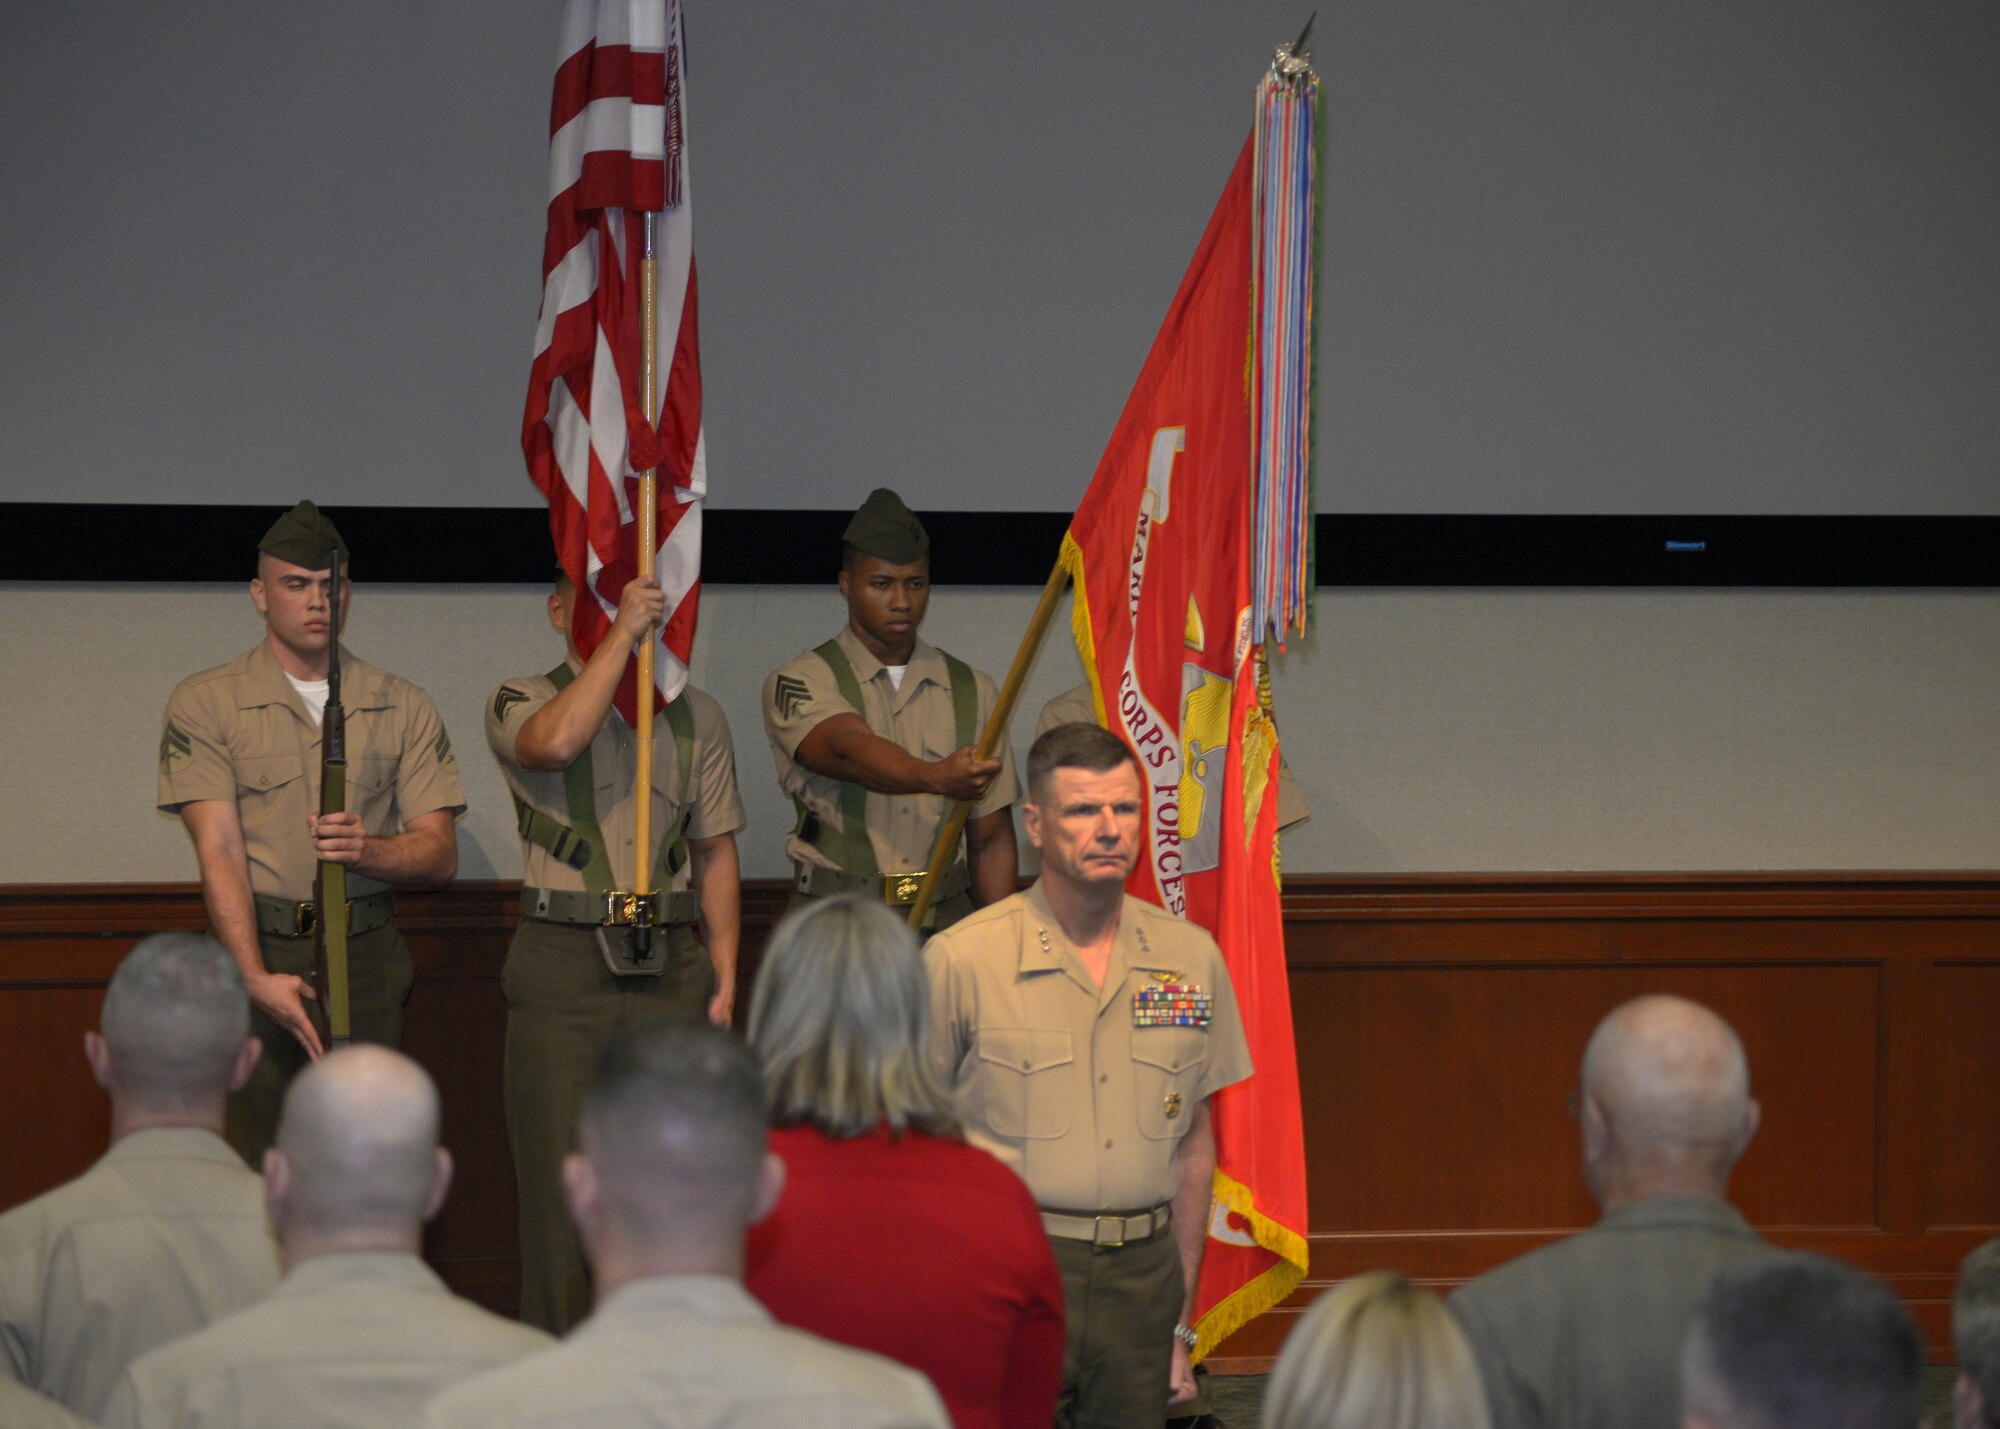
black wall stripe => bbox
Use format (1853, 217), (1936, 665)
(2, 504), (1994, 587)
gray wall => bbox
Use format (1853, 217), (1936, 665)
(7, 582), (1994, 884)
(5, 2), (1997, 516)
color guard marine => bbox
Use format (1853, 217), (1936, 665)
(762, 487), (1020, 930)
(156, 501), (463, 1163)
(486, 565), (745, 1334)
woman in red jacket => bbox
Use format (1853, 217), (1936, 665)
(744, 896), (1064, 1429)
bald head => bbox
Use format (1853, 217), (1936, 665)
(1579, 995), (1756, 1203)
(271, 1046), (446, 1244)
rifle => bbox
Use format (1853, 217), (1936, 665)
(312, 545), (353, 1050)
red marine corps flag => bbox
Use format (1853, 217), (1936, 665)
(1059, 43), (1321, 1356)
(524, 0), (704, 723)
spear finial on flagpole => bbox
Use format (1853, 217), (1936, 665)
(1273, 12), (1317, 82)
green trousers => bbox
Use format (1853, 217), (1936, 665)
(503, 917), (713, 1334)
(226, 922), (413, 1167)
(1051, 1229), (1184, 1429)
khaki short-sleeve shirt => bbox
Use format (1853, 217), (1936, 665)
(486, 666), (745, 892)
(0, 1128), (280, 1420)
(924, 883), (1253, 1211)
(1034, 682), (1311, 830)
(425, 1275), (949, 1429)
(99, 1252), (550, 1429)
(157, 642), (465, 901)
(763, 628), (1019, 873)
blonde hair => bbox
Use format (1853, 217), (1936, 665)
(745, 897), (960, 1140)
(1262, 1272), (1493, 1429)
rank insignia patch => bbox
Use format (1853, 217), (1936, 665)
(492, 685), (530, 723)
(774, 675), (811, 721)
(1132, 983), (1212, 1028)
(159, 720), (193, 775)
(432, 727), (456, 766)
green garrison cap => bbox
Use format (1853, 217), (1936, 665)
(841, 487), (930, 564)
(258, 500), (350, 571)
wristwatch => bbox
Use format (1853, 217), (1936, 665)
(1173, 1323), (1198, 1350)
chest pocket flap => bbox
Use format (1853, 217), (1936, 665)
(233, 753), (305, 797)
(1132, 1031), (1210, 1141)
(975, 1027), (1074, 1140)
(347, 755), (396, 797)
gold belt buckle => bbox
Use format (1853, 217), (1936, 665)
(294, 901), (317, 937)
(1092, 1215), (1129, 1249)
(883, 872), (925, 906)
(602, 891), (661, 927)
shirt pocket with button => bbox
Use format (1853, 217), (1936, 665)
(974, 1027), (1075, 1140)
(346, 755), (396, 827)
(1131, 1029), (1211, 1140)
(233, 753), (306, 833)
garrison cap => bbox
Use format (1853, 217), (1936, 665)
(258, 500), (350, 571)
(842, 487), (929, 565)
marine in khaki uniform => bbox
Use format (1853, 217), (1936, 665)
(155, 502), (464, 1165)
(426, 1024), (948, 1429)
(100, 1047), (549, 1429)
(1035, 685), (1302, 1429)
(0, 935), (280, 1421)
(762, 488), (1018, 930)
(487, 567), (746, 1334)
(925, 723), (1253, 1429)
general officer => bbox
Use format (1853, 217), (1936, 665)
(762, 487), (1017, 929)
(924, 722), (1253, 1428)
(487, 566), (745, 1334)
(157, 501), (463, 1165)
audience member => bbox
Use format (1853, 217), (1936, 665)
(744, 896), (1064, 1429)
(1449, 994), (1781, 1429)
(1681, 1252), (1924, 1429)
(1263, 1270), (1491, 1429)
(427, 1023), (950, 1428)
(0, 933), (279, 1419)
(100, 1046), (547, 1427)
(1954, 1237), (2000, 1429)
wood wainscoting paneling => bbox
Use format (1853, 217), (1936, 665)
(4, 874), (1997, 1368)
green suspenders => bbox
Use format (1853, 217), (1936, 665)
(510, 663), (696, 895)
(792, 641), (978, 875)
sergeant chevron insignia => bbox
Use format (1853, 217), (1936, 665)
(493, 686), (530, 723)
(774, 675), (812, 721)
(432, 727), (456, 766)
(159, 720), (192, 774)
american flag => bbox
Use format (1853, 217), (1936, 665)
(524, 0), (703, 720)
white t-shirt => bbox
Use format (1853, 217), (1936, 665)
(883, 664), (908, 692)
(286, 673), (329, 725)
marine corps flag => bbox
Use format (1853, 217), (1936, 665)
(1059, 66), (1318, 1352)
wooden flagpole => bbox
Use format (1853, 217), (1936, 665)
(633, 212), (660, 913)
(907, 559), (1072, 931)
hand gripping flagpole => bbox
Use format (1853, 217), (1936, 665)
(906, 561), (1071, 931)
(630, 211), (661, 960)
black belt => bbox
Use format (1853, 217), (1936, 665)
(253, 890), (395, 940)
